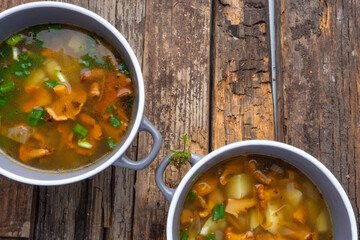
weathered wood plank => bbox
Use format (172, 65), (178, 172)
(0, 177), (35, 238)
(103, 0), (146, 239)
(32, 1), (144, 240)
(276, 0), (360, 223)
(132, 0), (212, 239)
(0, 2), (38, 239)
(212, 0), (274, 151)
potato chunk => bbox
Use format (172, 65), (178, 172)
(226, 174), (253, 199)
(200, 216), (227, 236)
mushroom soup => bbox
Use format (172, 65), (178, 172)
(179, 155), (333, 240)
(0, 24), (134, 171)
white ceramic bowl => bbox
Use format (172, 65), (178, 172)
(0, 2), (162, 185)
(156, 140), (358, 239)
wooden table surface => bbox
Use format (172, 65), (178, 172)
(0, 0), (359, 239)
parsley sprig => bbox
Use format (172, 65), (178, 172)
(168, 133), (191, 170)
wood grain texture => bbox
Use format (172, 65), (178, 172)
(276, 0), (360, 223)
(0, 2), (38, 239)
(0, 0), (144, 239)
(212, 0), (274, 150)
(103, 0), (146, 239)
(0, 177), (35, 238)
(33, 1), (145, 240)
(132, 0), (211, 239)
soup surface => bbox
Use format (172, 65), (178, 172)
(0, 24), (134, 171)
(179, 155), (333, 240)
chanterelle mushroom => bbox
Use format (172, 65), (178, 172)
(225, 198), (257, 218)
(18, 132), (54, 163)
(45, 84), (87, 121)
(23, 85), (52, 112)
(225, 227), (254, 240)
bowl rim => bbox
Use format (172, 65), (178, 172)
(0, 1), (145, 185)
(166, 140), (358, 239)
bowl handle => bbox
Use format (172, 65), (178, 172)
(155, 152), (203, 202)
(113, 116), (162, 170)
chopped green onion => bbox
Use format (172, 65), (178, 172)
(78, 139), (93, 149)
(212, 203), (225, 221)
(188, 191), (197, 200)
(55, 70), (67, 82)
(12, 47), (19, 61)
(72, 124), (88, 138)
(206, 233), (215, 240)
(44, 79), (61, 88)
(26, 108), (46, 126)
(0, 82), (14, 94)
(110, 115), (122, 128)
(106, 106), (113, 113)
(107, 137), (116, 149)
(6, 34), (24, 46)
(181, 230), (188, 240)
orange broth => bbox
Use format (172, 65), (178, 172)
(179, 155), (333, 240)
(0, 24), (134, 171)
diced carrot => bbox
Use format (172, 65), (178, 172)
(78, 113), (96, 126)
(41, 49), (59, 58)
(89, 82), (100, 97)
(192, 174), (218, 197)
(53, 84), (69, 97)
(80, 69), (106, 83)
(180, 209), (193, 225)
(78, 113), (102, 141)
(94, 72), (134, 113)
(293, 205), (307, 224)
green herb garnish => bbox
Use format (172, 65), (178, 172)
(181, 230), (188, 240)
(44, 79), (61, 88)
(7, 52), (45, 78)
(168, 133), (191, 170)
(106, 106), (113, 113)
(6, 34), (24, 46)
(79, 54), (113, 70)
(107, 137), (116, 149)
(18, 52), (45, 68)
(26, 108), (46, 126)
(207, 233), (215, 240)
(72, 124), (88, 138)
(49, 24), (62, 30)
(110, 115), (122, 128)
(212, 203), (225, 221)
(188, 191), (197, 200)
(0, 45), (11, 58)
(29, 24), (45, 36)
(32, 39), (45, 49)
(119, 62), (130, 75)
